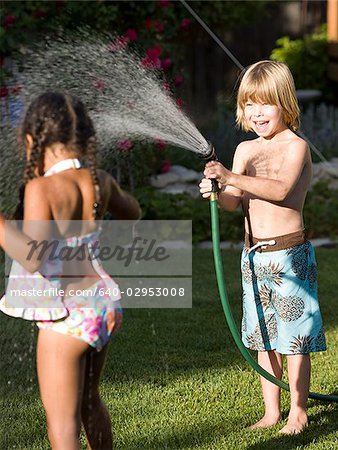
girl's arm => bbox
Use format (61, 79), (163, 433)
(107, 175), (142, 220)
(0, 179), (52, 273)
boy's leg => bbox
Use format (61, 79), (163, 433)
(249, 350), (283, 429)
(280, 354), (310, 434)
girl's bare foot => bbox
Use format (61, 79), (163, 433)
(279, 411), (308, 435)
(248, 414), (281, 430)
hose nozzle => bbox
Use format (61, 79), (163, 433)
(201, 141), (219, 194)
(202, 141), (218, 162)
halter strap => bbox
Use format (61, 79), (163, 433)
(43, 158), (81, 177)
(43, 158), (101, 219)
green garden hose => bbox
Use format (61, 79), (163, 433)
(209, 192), (338, 403)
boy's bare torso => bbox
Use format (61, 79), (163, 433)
(241, 137), (312, 238)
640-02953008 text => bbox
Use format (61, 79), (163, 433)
(8, 286), (186, 298)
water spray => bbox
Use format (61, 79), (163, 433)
(2, 29), (336, 404)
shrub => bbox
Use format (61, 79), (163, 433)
(270, 25), (330, 97)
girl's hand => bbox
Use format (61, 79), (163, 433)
(203, 161), (232, 186)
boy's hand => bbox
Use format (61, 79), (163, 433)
(203, 161), (232, 186)
(199, 178), (212, 198)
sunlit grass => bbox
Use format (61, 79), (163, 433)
(1, 248), (337, 449)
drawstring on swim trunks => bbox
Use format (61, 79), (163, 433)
(248, 239), (276, 254)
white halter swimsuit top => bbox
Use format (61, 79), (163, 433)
(0, 159), (120, 321)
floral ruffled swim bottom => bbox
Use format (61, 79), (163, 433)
(36, 279), (122, 352)
(241, 240), (327, 355)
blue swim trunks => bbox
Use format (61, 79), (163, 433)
(241, 231), (327, 355)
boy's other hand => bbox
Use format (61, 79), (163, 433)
(204, 161), (232, 186)
(199, 178), (213, 198)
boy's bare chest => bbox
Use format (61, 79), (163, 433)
(246, 148), (287, 178)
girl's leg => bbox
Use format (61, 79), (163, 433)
(249, 350), (283, 429)
(36, 329), (89, 450)
(280, 354), (310, 434)
(81, 344), (113, 450)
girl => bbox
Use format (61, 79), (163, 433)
(0, 91), (141, 449)
(200, 61), (326, 434)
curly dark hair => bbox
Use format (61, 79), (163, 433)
(14, 91), (100, 219)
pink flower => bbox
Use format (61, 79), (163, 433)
(108, 36), (129, 52)
(117, 139), (134, 152)
(3, 15), (15, 28)
(158, 0), (171, 8)
(0, 87), (9, 98)
(174, 75), (184, 87)
(162, 81), (171, 92)
(180, 18), (192, 30)
(124, 28), (137, 42)
(34, 9), (47, 19)
(160, 159), (171, 173)
(155, 138), (166, 151)
(141, 45), (162, 69)
(176, 98), (184, 109)
(144, 18), (152, 30)
(154, 20), (165, 33)
(92, 79), (106, 91)
(83, 316), (102, 335)
(161, 57), (172, 72)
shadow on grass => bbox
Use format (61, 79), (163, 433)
(246, 404), (338, 450)
(118, 416), (240, 450)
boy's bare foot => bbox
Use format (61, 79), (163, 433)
(248, 414), (281, 430)
(279, 412), (308, 435)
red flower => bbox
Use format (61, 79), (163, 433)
(162, 81), (171, 92)
(55, 0), (66, 8)
(0, 55), (5, 66)
(160, 159), (171, 173)
(108, 36), (129, 52)
(10, 85), (23, 95)
(176, 98), (184, 109)
(161, 57), (172, 72)
(158, 0), (171, 8)
(0, 87), (9, 98)
(92, 79), (106, 91)
(34, 9), (47, 19)
(144, 18), (152, 30)
(180, 18), (192, 30)
(174, 75), (184, 87)
(124, 28), (137, 42)
(3, 15), (15, 28)
(141, 57), (161, 69)
(155, 139), (166, 151)
(147, 45), (162, 59)
(141, 45), (162, 69)
(117, 139), (134, 152)
(154, 20), (165, 33)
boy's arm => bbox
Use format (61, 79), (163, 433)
(205, 139), (309, 202)
(217, 143), (246, 211)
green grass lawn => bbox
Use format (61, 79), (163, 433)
(1, 248), (337, 450)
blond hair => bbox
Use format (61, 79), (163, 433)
(236, 60), (300, 131)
